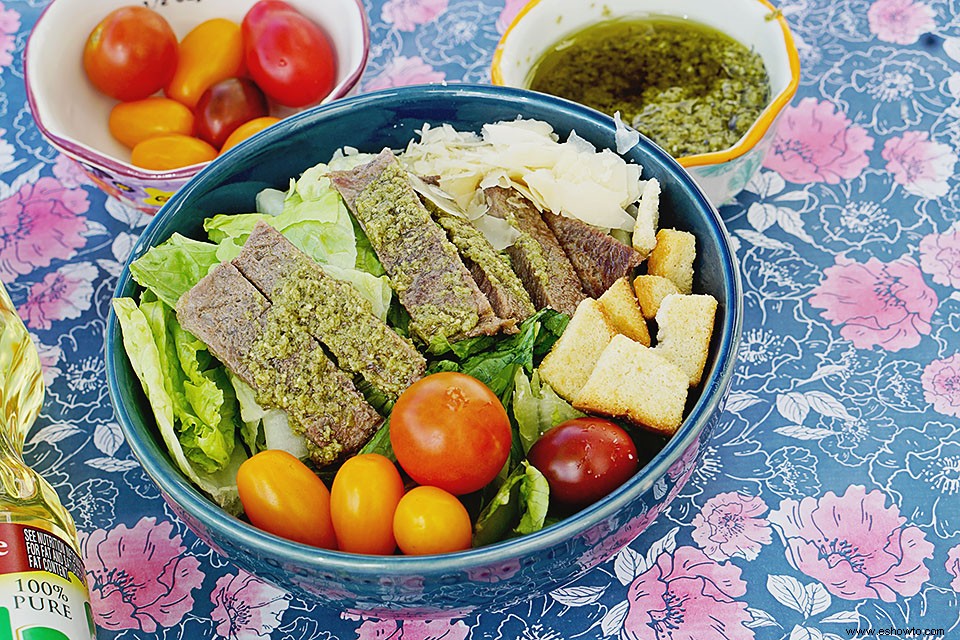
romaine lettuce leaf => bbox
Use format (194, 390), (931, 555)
(512, 369), (584, 454)
(128, 234), (220, 309)
(473, 461), (549, 546)
(204, 173), (357, 270)
(112, 298), (244, 515)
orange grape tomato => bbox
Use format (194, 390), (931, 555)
(108, 97), (195, 149)
(236, 449), (337, 549)
(130, 134), (217, 171)
(83, 6), (178, 102)
(165, 18), (245, 110)
(330, 453), (405, 554)
(392, 486), (472, 556)
(220, 116), (281, 151)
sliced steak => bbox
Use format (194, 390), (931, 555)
(175, 262), (381, 466)
(330, 150), (511, 347)
(174, 261), (270, 386)
(424, 201), (534, 326)
(542, 211), (644, 298)
(233, 221), (426, 398)
(483, 186), (586, 316)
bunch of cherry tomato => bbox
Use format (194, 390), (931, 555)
(82, 1), (337, 171)
(236, 371), (641, 556)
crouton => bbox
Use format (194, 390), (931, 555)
(646, 229), (696, 294)
(632, 274), (681, 319)
(654, 293), (718, 387)
(539, 299), (616, 402)
(597, 277), (651, 346)
(632, 179), (660, 258)
(574, 335), (688, 435)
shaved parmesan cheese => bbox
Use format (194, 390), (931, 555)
(633, 178), (661, 258)
(399, 118), (645, 231)
(472, 214), (521, 251)
(614, 111), (641, 154)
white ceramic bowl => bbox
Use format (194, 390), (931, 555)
(492, 0), (800, 205)
(25, 0), (369, 214)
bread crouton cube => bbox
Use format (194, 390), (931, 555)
(646, 229), (696, 294)
(632, 274), (681, 319)
(539, 299), (616, 402)
(632, 178), (660, 258)
(574, 334), (688, 435)
(597, 277), (651, 346)
(654, 293), (718, 387)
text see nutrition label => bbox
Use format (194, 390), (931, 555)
(0, 523), (96, 640)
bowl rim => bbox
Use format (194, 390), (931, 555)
(490, 0), (801, 169)
(106, 83), (743, 580)
(23, 0), (371, 182)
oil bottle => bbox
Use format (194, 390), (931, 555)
(0, 283), (96, 640)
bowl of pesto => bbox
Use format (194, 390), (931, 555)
(492, 0), (800, 205)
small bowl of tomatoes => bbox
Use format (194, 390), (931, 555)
(24, 0), (369, 214)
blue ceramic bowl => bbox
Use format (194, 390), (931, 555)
(106, 84), (742, 615)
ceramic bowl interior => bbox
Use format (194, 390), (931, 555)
(106, 84), (742, 612)
(24, 0), (369, 184)
(492, 0), (800, 173)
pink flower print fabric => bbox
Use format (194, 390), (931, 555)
(80, 517), (205, 632)
(768, 485), (934, 602)
(809, 255), (937, 352)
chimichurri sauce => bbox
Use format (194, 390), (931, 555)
(526, 16), (770, 157)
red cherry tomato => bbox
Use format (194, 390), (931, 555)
(236, 450), (337, 549)
(390, 372), (511, 496)
(82, 6), (178, 102)
(194, 77), (269, 149)
(330, 454), (405, 555)
(241, 0), (337, 108)
(527, 417), (639, 508)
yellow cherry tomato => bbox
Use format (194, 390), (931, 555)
(330, 453), (405, 555)
(165, 18), (244, 110)
(237, 450), (337, 549)
(108, 97), (195, 149)
(392, 486), (472, 555)
(130, 134), (217, 171)
(220, 116), (281, 152)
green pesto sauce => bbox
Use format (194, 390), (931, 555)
(246, 315), (344, 465)
(270, 259), (422, 398)
(353, 162), (481, 343)
(427, 203), (535, 317)
(527, 16), (771, 157)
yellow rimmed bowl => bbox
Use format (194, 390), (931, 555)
(492, 0), (800, 205)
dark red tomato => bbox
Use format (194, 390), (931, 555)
(527, 417), (639, 508)
(83, 6), (178, 102)
(194, 78), (269, 149)
(242, 0), (337, 108)
(390, 372), (511, 496)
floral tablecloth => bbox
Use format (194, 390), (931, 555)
(3, 0), (960, 638)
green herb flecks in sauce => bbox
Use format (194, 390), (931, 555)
(527, 16), (770, 157)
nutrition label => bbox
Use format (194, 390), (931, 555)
(0, 523), (96, 640)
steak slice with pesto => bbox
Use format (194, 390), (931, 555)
(329, 150), (512, 348)
(542, 211), (644, 298)
(423, 200), (535, 326)
(233, 221), (426, 399)
(483, 186), (586, 316)
(175, 262), (382, 466)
